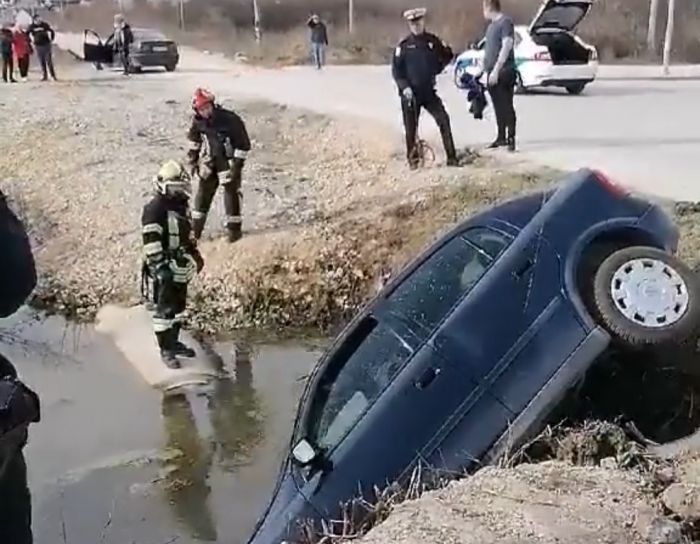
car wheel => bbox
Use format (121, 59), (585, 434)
(165, 63), (177, 72)
(565, 83), (586, 95)
(592, 246), (700, 348)
(514, 72), (526, 95)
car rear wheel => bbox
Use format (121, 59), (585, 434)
(165, 63), (177, 72)
(592, 246), (700, 348)
(565, 83), (586, 95)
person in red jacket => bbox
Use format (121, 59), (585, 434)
(12, 26), (31, 82)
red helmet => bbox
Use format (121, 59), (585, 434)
(192, 88), (215, 111)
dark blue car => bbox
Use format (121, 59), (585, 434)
(248, 168), (700, 544)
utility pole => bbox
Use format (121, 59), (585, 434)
(252, 0), (261, 44)
(348, 0), (354, 34)
(647, 0), (660, 54)
(178, 0), (185, 31)
(662, 0), (676, 76)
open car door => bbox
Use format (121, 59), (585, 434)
(83, 29), (113, 64)
(528, 0), (593, 35)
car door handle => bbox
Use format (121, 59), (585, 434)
(415, 367), (441, 390)
(513, 258), (534, 280)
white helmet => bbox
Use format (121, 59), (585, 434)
(154, 160), (191, 198)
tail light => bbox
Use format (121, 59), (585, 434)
(592, 169), (629, 197)
(533, 51), (551, 61)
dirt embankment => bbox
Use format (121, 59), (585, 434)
(0, 57), (557, 335)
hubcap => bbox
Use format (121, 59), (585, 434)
(610, 258), (689, 328)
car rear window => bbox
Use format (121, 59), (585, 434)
(387, 228), (510, 335)
(135, 30), (168, 41)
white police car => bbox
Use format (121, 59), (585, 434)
(455, 0), (598, 95)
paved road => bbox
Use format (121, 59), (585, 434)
(56, 33), (700, 201)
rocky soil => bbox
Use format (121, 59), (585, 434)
(0, 56), (559, 335)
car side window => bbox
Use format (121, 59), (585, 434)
(306, 317), (412, 453)
(387, 228), (510, 334)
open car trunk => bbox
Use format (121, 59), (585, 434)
(532, 30), (591, 64)
(529, 0), (593, 64)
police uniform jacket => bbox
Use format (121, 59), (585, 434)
(186, 106), (251, 173)
(141, 193), (201, 284)
(392, 32), (454, 100)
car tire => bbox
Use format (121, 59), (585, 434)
(514, 72), (526, 95)
(592, 246), (700, 348)
(565, 83), (586, 95)
(165, 63), (177, 72)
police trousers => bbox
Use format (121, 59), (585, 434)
(192, 165), (242, 236)
(0, 450), (32, 544)
(152, 278), (188, 352)
(400, 91), (457, 164)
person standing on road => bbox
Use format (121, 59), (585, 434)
(141, 160), (204, 369)
(186, 88), (251, 243)
(28, 15), (56, 82)
(13, 25), (32, 82)
(480, 0), (517, 151)
(307, 14), (328, 70)
(113, 14), (134, 76)
(391, 8), (458, 169)
(1, 24), (16, 83)
(0, 188), (42, 544)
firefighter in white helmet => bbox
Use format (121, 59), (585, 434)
(141, 160), (204, 368)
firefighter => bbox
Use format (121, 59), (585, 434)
(186, 88), (251, 243)
(391, 7), (458, 169)
(141, 160), (204, 369)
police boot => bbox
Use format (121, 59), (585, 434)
(192, 217), (206, 241)
(172, 323), (196, 358)
(226, 222), (242, 243)
(506, 127), (516, 152)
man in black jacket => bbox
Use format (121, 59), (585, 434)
(187, 88), (251, 243)
(113, 14), (134, 75)
(0, 189), (41, 544)
(28, 15), (56, 81)
(307, 14), (328, 70)
(0, 25), (15, 83)
(391, 7), (458, 169)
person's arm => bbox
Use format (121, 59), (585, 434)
(391, 42), (410, 92)
(433, 34), (454, 72)
(186, 120), (202, 172)
(322, 23), (328, 45)
(141, 202), (166, 274)
(47, 23), (55, 43)
(492, 19), (514, 76)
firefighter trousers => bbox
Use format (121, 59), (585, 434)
(192, 168), (242, 238)
(151, 278), (188, 353)
(400, 92), (457, 165)
(0, 450), (32, 544)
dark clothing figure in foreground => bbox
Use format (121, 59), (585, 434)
(1, 27), (15, 83)
(307, 14), (328, 69)
(0, 190), (41, 544)
(28, 17), (56, 81)
(481, 0), (517, 151)
(187, 88), (251, 243)
(141, 161), (204, 369)
(391, 7), (457, 169)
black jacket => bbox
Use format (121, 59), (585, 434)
(391, 31), (454, 99)
(307, 20), (328, 45)
(0, 29), (12, 56)
(187, 106), (251, 172)
(28, 21), (54, 47)
(114, 23), (134, 52)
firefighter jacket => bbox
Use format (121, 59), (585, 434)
(186, 106), (251, 174)
(392, 31), (454, 100)
(141, 193), (202, 284)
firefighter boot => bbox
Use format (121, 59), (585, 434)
(172, 323), (196, 358)
(192, 216), (206, 241)
(226, 222), (242, 243)
(157, 329), (181, 369)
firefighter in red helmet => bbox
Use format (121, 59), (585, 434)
(186, 88), (251, 243)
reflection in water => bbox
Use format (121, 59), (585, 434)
(159, 342), (266, 541)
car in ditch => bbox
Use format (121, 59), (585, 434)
(454, 0), (599, 95)
(246, 168), (700, 544)
(82, 27), (179, 73)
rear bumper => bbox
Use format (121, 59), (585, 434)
(130, 52), (179, 67)
(521, 60), (598, 87)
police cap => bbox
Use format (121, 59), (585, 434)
(403, 7), (427, 22)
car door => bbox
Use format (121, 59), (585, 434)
(83, 29), (113, 64)
(528, 0), (594, 35)
(423, 224), (571, 468)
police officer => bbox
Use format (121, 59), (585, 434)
(187, 88), (251, 243)
(392, 7), (458, 169)
(141, 160), (204, 369)
(0, 189), (41, 544)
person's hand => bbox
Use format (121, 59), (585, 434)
(154, 262), (173, 285)
(487, 70), (499, 86)
(402, 86), (414, 102)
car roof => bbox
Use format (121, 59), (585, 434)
(132, 28), (169, 40)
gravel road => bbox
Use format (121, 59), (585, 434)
(54, 33), (700, 202)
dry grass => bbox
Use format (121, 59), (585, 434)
(51, 0), (700, 64)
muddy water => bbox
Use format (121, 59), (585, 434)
(0, 309), (323, 544)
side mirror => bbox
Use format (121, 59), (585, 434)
(291, 438), (318, 466)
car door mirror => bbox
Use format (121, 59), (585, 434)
(291, 438), (318, 466)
